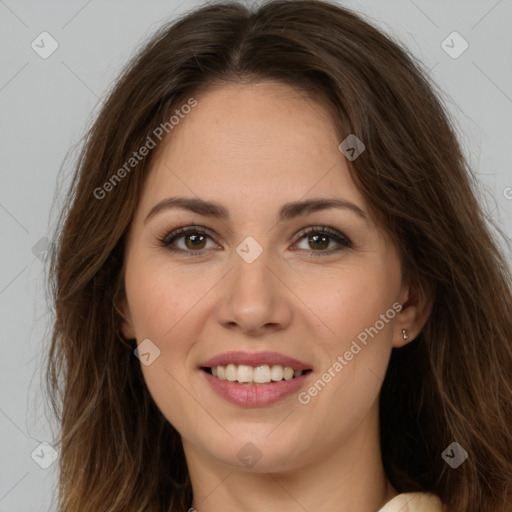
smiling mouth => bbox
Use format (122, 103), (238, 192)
(201, 364), (313, 385)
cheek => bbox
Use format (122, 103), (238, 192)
(296, 260), (397, 347)
(124, 257), (211, 432)
(125, 254), (209, 342)
(295, 261), (397, 411)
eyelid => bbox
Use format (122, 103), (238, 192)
(159, 225), (214, 245)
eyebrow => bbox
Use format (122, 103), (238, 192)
(144, 196), (369, 226)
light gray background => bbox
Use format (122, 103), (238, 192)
(1, 0), (511, 510)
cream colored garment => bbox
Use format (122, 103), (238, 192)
(377, 492), (444, 512)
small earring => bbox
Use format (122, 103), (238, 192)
(402, 329), (409, 340)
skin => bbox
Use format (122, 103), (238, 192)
(119, 81), (432, 512)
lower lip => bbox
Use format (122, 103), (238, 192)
(201, 369), (311, 407)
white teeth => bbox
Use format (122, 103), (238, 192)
(283, 367), (294, 381)
(237, 364), (254, 383)
(210, 364), (305, 384)
(225, 363), (237, 382)
(270, 365), (283, 381)
(253, 365), (271, 383)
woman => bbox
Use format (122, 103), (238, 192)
(45, 1), (512, 511)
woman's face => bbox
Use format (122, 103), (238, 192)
(120, 81), (419, 473)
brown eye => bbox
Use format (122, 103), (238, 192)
(293, 226), (352, 255)
(160, 226), (218, 255)
(159, 225), (352, 257)
(183, 233), (207, 250)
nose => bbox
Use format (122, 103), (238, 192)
(214, 248), (293, 337)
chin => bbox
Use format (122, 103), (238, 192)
(203, 433), (305, 472)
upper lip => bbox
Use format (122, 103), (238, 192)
(200, 351), (312, 370)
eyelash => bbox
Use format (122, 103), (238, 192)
(157, 225), (353, 257)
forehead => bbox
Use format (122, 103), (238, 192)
(138, 81), (364, 219)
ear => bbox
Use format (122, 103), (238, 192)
(115, 289), (136, 340)
(392, 279), (433, 348)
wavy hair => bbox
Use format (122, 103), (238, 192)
(45, 1), (512, 510)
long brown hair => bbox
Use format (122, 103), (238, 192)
(45, 1), (512, 510)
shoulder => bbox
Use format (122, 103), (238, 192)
(377, 492), (444, 512)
